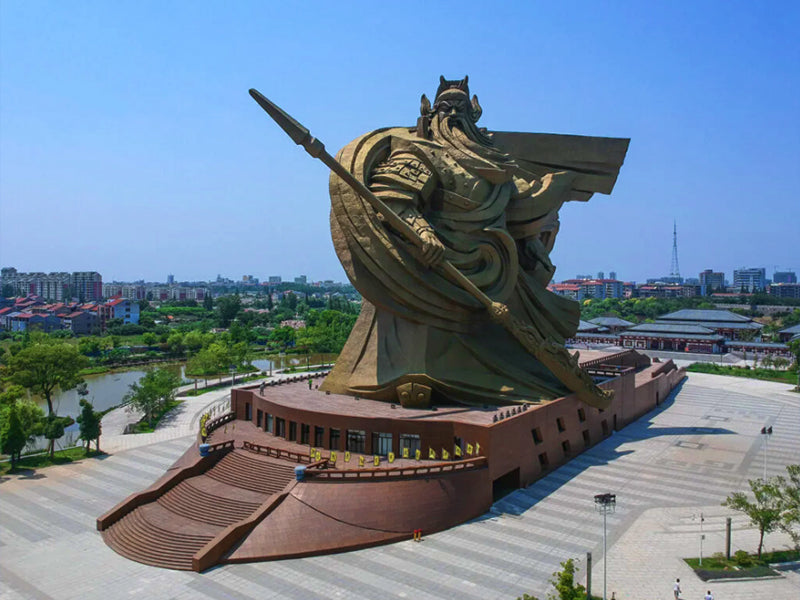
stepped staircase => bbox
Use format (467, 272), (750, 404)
(102, 448), (296, 570)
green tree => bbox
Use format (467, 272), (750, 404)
(722, 477), (784, 558)
(166, 332), (185, 356)
(203, 294), (214, 311)
(775, 464), (800, 549)
(6, 340), (89, 417)
(142, 332), (158, 346)
(216, 295), (242, 328)
(788, 338), (800, 392)
(547, 558), (586, 600)
(123, 368), (181, 425)
(1, 403), (27, 469)
(77, 398), (102, 453)
(183, 330), (204, 354)
(43, 415), (70, 459)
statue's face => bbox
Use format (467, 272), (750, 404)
(435, 92), (471, 120)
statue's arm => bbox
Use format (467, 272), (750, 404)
(370, 149), (444, 266)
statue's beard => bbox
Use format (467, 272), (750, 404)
(431, 111), (517, 183)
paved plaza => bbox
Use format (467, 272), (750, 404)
(1, 373), (798, 600)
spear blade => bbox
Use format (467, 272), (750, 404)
(248, 88), (311, 147)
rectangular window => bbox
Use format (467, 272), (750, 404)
(531, 428), (543, 445)
(562, 440), (571, 455)
(276, 418), (286, 438)
(577, 408), (586, 423)
(300, 424), (310, 445)
(266, 414), (273, 433)
(582, 429), (590, 446)
(288, 421), (297, 442)
(556, 417), (566, 433)
(538, 452), (549, 468)
(372, 432), (393, 456)
(346, 430), (366, 454)
(329, 428), (340, 450)
(314, 426), (324, 448)
(245, 403), (252, 421)
(256, 409), (263, 428)
(601, 419), (609, 437)
(399, 433), (421, 455)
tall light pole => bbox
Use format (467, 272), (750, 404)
(594, 493), (616, 600)
(761, 426), (773, 480)
(693, 511), (705, 566)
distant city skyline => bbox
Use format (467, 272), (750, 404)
(1, 3), (798, 287)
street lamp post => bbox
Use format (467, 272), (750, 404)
(761, 426), (773, 480)
(594, 493), (616, 600)
(693, 511), (705, 566)
(230, 364), (236, 386)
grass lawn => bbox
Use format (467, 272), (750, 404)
(1, 446), (104, 476)
(127, 399), (183, 433)
(687, 362), (797, 385)
(684, 549), (800, 581)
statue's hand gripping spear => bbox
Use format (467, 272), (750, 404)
(249, 88), (611, 409)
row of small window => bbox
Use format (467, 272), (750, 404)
(532, 419), (610, 449)
(254, 408), (421, 455)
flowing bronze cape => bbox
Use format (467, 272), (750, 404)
(321, 127), (629, 406)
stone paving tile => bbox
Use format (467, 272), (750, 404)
(1, 373), (798, 600)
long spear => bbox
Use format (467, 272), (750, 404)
(249, 88), (612, 409)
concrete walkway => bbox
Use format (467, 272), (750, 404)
(0, 372), (798, 600)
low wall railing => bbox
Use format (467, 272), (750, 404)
(303, 456), (487, 481)
(205, 412), (235, 436)
(242, 441), (313, 464)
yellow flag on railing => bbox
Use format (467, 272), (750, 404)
(442, 449), (450, 460)
(359, 455), (365, 467)
(309, 447), (315, 458)
(373, 455), (380, 466)
(466, 443), (473, 456)
(388, 452), (395, 464)
(475, 442), (480, 455)
(314, 449), (321, 461)
(344, 451), (351, 463)
(330, 451), (337, 465)
(454, 445), (462, 457)
(415, 449), (421, 461)
(402, 447), (409, 459)
(428, 447), (436, 460)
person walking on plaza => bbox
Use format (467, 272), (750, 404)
(673, 577), (681, 599)
(704, 591), (713, 600)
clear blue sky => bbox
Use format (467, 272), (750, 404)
(1, 1), (798, 284)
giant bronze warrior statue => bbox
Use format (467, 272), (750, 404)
(250, 77), (628, 409)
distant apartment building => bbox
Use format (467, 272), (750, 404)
(773, 271), (797, 284)
(294, 275), (308, 285)
(699, 269), (725, 293)
(559, 278), (623, 300)
(769, 283), (800, 299)
(102, 284), (146, 300)
(733, 267), (766, 292)
(1, 267), (103, 301)
(268, 276), (282, 284)
(149, 286), (207, 302)
(167, 274), (175, 285)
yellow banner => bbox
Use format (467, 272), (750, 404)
(415, 449), (421, 461)
(402, 447), (409, 459)
(373, 455), (380, 466)
(309, 447), (315, 458)
(428, 447), (436, 460)
(475, 442), (480, 455)
(314, 449), (321, 461)
(330, 451), (337, 465)
(359, 455), (365, 467)
(388, 452), (395, 463)
(344, 451), (351, 463)
(442, 449), (450, 460)
(454, 445), (462, 457)
(466, 443), (473, 455)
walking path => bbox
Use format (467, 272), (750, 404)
(0, 372), (798, 600)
